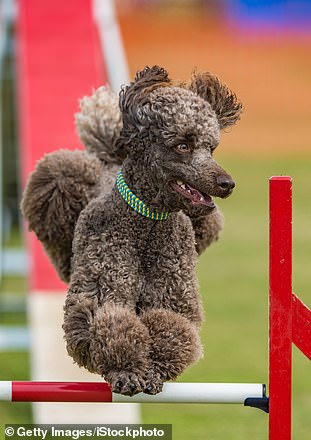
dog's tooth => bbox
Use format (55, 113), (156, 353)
(176, 180), (187, 190)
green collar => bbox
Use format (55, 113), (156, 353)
(116, 171), (170, 221)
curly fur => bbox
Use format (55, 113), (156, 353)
(189, 71), (243, 129)
(75, 86), (123, 164)
(21, 150), (104, 282)
(21, 65), (242, 395)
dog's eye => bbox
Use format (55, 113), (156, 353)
(175, 143), (190, 153)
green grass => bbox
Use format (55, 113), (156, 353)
(0, 270), (31, 428)
(1, 156), (310, 439)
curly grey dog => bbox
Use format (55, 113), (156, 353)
(21, 66), (242, 396)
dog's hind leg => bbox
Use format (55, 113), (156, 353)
(140, 308), (203, 394)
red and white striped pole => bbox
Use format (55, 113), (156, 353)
(0, 382), (266, 404)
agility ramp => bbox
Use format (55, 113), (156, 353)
(16, 0), (133, 424)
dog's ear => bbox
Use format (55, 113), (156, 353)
(189, 72), (243, 129)
(115, 66), (171, 158)
(119, 65), (171, 114)
(133, 65), (171, 90)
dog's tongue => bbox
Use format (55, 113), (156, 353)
(186, 184), (215, 208)
(187, 185), (203, 200)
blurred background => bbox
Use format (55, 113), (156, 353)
(0, 0), (310, 439)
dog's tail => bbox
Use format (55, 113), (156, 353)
(75, 86), (123, 165)
(20, 150), (116, 283)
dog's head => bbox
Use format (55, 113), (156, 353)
(116, 66), (243, 213)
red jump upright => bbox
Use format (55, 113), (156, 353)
(269, 177), (311, 440)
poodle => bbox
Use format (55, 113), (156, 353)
(21, 66), (242, 396)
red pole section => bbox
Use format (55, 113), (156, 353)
(269, 176), (292, 440)
(12, 382), (113, 403)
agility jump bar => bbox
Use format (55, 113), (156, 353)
(0, 382), (266, 406)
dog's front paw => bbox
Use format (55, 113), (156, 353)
(105, 371), (145, 396)
(144, 371), (164, 395)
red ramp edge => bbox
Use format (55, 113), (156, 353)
(16, 0), (107, 291)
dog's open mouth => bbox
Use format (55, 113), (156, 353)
(171, 180), (216, 208)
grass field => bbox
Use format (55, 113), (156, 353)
(1, 156), (310, 439)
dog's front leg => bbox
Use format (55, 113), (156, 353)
(64, 291), (151, 396)
(90, 302), (150, 395)
(63, 242), (151, 396)
(140, 308), (203, 394)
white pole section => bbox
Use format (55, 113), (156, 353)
(114, 383), (265, 404)
(0, 381), (12, 401)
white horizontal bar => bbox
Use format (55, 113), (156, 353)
(0, 381), (265, 404)
(114, 383), (265, 404)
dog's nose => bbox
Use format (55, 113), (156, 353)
(216, 175), (235, 192)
